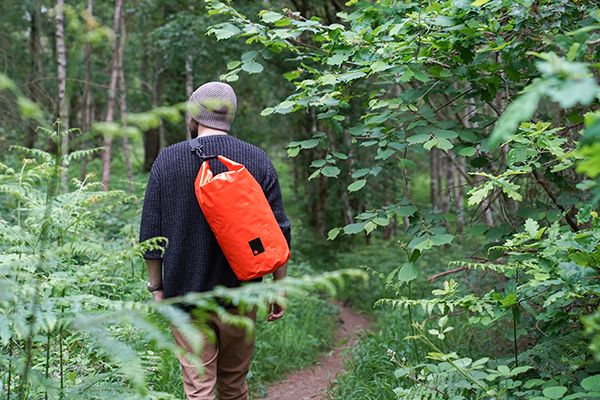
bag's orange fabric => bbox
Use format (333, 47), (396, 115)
(194, 155), (290, 281)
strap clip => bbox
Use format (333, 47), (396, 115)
(189, 139), (218, 162)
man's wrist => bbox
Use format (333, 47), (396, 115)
(146, 282), (163, 292)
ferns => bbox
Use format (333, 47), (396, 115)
(0, 135), (364, 398)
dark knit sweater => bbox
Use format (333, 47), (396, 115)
(139, 134), (291, 299)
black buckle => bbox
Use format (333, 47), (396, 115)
(189, 140), (218, 162)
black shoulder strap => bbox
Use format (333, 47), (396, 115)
(188, 138), (218, 161)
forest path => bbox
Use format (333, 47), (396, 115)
(263, 302), (372, 400)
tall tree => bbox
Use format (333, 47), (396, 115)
(27, 0), (44, 149)
(118, 11), (134, 192)
(55, 0), (68, 186)
(80, 0), (94, 180)
(185, 53), (194, 140)
(101, 0), (123, 190)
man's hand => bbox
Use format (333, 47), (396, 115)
(152, 290), (164, 302)
(267, 302), (284, 322)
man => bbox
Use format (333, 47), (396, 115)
(139, 81), (291, 400)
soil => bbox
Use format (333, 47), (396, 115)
(263, 302), (372, 400)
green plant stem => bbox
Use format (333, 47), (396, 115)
(59, 326), (64, 395)
(419, 334), (490, 394)
(513, 268), (519, 366)
(407, 282), (422, 361)
(7, 340), (13, 399)
(45, 330), (50, 400)
(18, 334), (33, 400)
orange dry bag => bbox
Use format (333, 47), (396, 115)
(189, 139), (290, 281)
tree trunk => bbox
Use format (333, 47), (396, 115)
(185, 53), (194, 140)
(27, 0), (44, 148)
(55, 0), (69, 187)
(437, 150), (446, 213)
(430, 149), (438, 211)
(80, 0), (93, 180)
(101, 0), (123, 190)
(117, 11), (134, 192)
(143, 67), (162, 171)
(445, 152), (454, 215)
(453, 155), (465, 234)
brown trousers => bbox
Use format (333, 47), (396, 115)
(171, 309), (256, 400)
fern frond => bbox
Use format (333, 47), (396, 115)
(9, 145), (53, 163)
(62, 147), (104, 165)
(447, 260), (512, 274)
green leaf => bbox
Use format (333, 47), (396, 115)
(582, 375), (600, 392)
(431, 234), (454, 246)
(276, 100), (295, 114)
(371, 61), (392, 73)
(299, 138), (320, 149)
(287, 146), (300, 157)
(458, 147), (476, 157)
(375, 148), (395, 160)
(408, 235), (434, 252)
(396, 205), (417, 217)
(373, 217), (390, 226)
(497, 365), (511, 375)
(348, 179), (367, 192)
(436, 137), (453, 151)
(327, 227), (341, 240)
(327, 51), (350, 66)
(344, 222), (365, 235)
(407, 133), (431, 144)
(543, 386), (568, 399)
(260, 107), (274, 116)
(411, 68), (429, 82)
(352, 168), (370, 178)
(17, 97), (43, 119)
(524, 218), (539, 238)
(319, 74), (337, 85)
(310, 159), (326, 168)
(490, 90), (541, 146)
(400, 69), (414, 82)
(242, 61), (264, 74)
(364, 221), (377, 234)
(261, 11), (283, 23)
(321, 166), (341, 178)
(467, 182), (493, 206)
(397, 262), (418, 283)
(338, 71), (367, 82)
(423, 138), (438, 150)
(227, 61), (241, 70)
(213, 23), (241, 40)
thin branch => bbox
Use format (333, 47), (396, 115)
(532, 169), (579, 232)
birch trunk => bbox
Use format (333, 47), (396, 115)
(55, 0), (69, 187)
(101, 0), (123, 190)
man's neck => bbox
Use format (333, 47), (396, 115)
(197, 126), (228, 137)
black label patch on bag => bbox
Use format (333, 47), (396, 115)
(249, 238), (265, 256)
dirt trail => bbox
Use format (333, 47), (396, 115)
(263, 302), (372, 400)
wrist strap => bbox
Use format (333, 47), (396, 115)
(147, 282), (163, 292)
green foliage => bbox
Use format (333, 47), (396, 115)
(0, 126), (364, 398)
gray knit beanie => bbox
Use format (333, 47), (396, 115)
(188, 82), (237, 132)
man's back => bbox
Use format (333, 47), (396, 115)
(140, 134), (291, 299)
